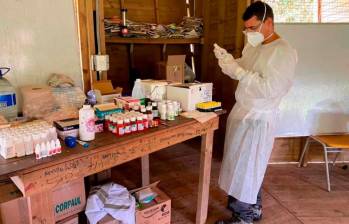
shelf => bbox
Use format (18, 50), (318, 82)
(105, 36), (204, 45)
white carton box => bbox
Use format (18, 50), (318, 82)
(141, 80), (170, 101)
(166, 83), (213, 111)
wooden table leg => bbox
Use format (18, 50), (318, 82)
(141, 155), (150, 186)
(196, 131), (214, 224)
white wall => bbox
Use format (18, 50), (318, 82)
(275, 24), (349, 137)
(0, 0), (83, 107)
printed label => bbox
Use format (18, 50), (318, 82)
(86, 118), (95, 132)
(0, 93), (16, 109)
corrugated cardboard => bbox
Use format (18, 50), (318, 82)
(0, 179), (86, 223)
(157, 55), (186, 83)
(132, 182), (171, 224)
(0, 181), (30, 224)
(57, 214), (79, 224)
(52, 179), (86, 222)
(93, 80), (122, 95)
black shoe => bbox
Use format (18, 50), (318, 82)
(215, 216), (252, 224)
(252, 205), (262, 221)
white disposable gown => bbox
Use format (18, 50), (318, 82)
(218, 39), (298, 204)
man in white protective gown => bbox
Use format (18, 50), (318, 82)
(214, 2), (298, 224)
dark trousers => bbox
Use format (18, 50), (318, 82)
(227, 189), (262, 223)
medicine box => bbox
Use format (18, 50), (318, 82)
(166, 83), (213, 111)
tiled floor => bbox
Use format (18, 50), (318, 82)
(111, 139), (349, 224)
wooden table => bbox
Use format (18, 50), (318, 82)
(0, 115), (219, 224)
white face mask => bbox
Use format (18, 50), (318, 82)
(243, 2), (273, 47)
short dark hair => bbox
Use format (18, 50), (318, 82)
(242, 1), (274, 22)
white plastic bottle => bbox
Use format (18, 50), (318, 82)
(79, 101), (96, 141)
(0, 67), (17, 120)
(131, 79), (145, 99)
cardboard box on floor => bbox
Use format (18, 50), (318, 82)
(57, 214), (79, 224)
(157, 55), (186, 83)
(0, 178), (86, 223)
(89, 182), (170, 224)
(131, 182), (171, 224)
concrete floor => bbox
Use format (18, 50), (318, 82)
(111, 139), (349, 224)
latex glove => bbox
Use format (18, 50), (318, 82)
(214, 44), (242, 79)
(213, 43), (228, 59)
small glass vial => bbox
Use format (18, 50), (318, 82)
(124, 118), (131, 134)
(117, 119), (125, 136)
(137, 116), (144, 131)
(143, 114), (149, 129)
(130, 117), (137, 133)
(35, 144), (41, 159)
(105, 115), (111, 131)
(111, 118), (118, 134)
(146, 106), (153, 128)
(160, 104), (167, 120)
(55, 139), (62, 154)
(167, 104), (175, 121)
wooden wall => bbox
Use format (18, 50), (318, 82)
(104, 0), (194, 94)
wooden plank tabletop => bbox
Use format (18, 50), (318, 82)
(0, 116), (193, 177)
(0, 115), (219, 196)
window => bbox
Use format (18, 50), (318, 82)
(263, 0), (349, 23)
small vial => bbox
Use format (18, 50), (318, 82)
(55, 139), (62, 154)
(160, 104), (167, 120)
(137, 116), (144, 131)
(50, 140), (56, 155)
(40, 142), (47, 158)
(124, 118), (131, 134)
(143, 114), (149, 129)
(117, 119), (125, 136)
(167, 104), (175, 121)
(49, 127), (57, 141)
(35, 144), (41, 159)
(130, 117), (137, 132)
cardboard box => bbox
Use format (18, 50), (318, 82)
(57, 214), (79, 224)
(131, 182), (171, 224)
(0, 181), (29, 224)
(140, 80), (170, 101)
(0, 179), (86, 223)
(166, 83), (213, 111)
(157, 55), (186, 83)
(52, 179), (86, 222)
(93, 80), (123, 103)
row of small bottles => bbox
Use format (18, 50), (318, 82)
(35, 139), (62, 159)
(104, 102), (160, 137)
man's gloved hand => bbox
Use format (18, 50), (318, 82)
(214, 43), (241, 78)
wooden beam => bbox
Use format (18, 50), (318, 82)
(77, 0), (97, 91)
(153, 0), (159, 24)
(141, 155), (150, 186)
(97, 0), (108, 80)
(200, 0), (210, 81)
(234, 0), (250, 58)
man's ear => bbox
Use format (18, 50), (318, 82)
(265, 17), (273, 26)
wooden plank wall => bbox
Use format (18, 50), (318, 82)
(104, 0), (191, 94)
(198, 0), (240, 155)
